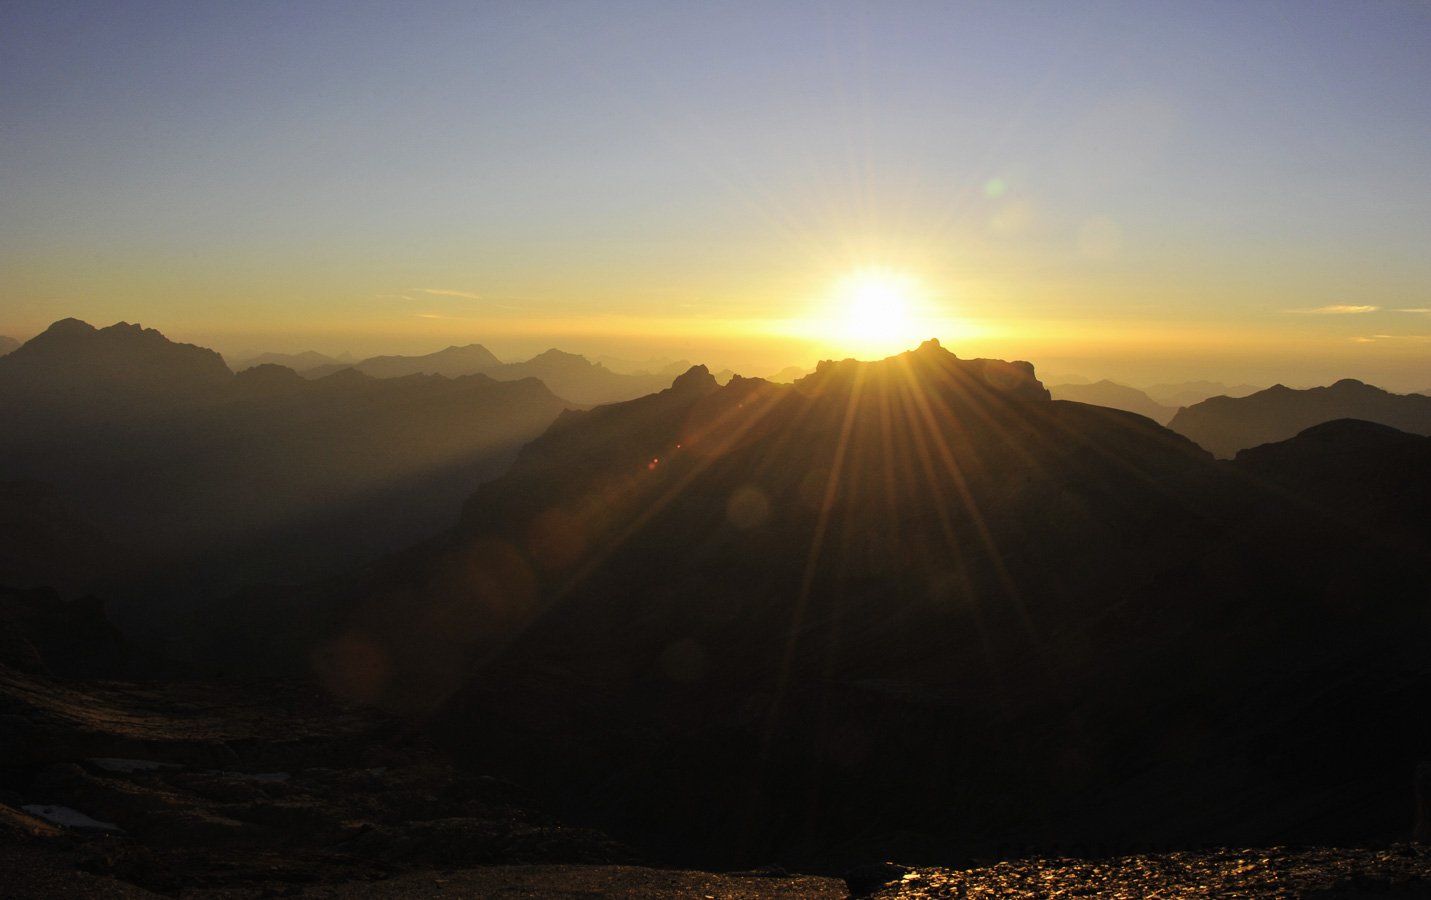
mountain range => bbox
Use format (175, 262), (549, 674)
(1168, 378), (1431, 457)
(0, 321), (581, 628)
(4, 320), (1431, 873)
(300, 343), (502, 379)
(226, 348), (355, 372)
(278, 343), (680, 406)
(239, 343), (815, 398)
(174, 338), (1431, 868)
(0, 335), (19, 356)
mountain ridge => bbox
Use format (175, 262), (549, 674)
(1169, 378), (1431, 457)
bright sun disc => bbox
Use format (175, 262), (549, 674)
(846, 273), (910, 339)
(831, 269), (925, 355)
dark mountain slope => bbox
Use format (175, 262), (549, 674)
(0, 481), (122, 598)
(235, 339), (1425, 865)
(0, 335), (19, 356)
(1168, 378), (1431, 458)
(1048, 379), (1178, 424)
(1233, 418), (1431, 550)
(377, 342), (1430, 867)
(0, 319), (231, 423)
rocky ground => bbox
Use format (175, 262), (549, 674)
(0, 662), (641, 896)
(856, 845), (1431, 900)
(3, 589), (1430, 898)
(4, 664), (1431, 898)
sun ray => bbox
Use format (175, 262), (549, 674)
(760, 364), (868, 758)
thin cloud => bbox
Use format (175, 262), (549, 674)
(1392, 308), (1431, 313)
(415, 313), (447, 319)
(1290, 305), (1380, 314)
(415, 288), (481, 300)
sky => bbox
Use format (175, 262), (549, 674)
(3, 1), (1430, 387)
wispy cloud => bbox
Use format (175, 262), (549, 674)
(415, 288), (481, 300)
(415, 313), (447, 319)
(1290, 304), (1380, 314)
(1351, 334), (1431, 343)
(376, 293), (416, 301)
(1392, 308), (1431, 314)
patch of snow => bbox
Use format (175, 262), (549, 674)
(22, 805), (122, 831)
(86, 758), (183, 773)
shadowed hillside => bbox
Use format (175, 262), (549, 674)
(0, 319), (231, 423)
(0, 321), (580, 627)
(1233, 418), (1431, 548)
(1168, 379), (1431, 457)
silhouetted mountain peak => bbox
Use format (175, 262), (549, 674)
(0, 318), (232, 417)
(301, 343), (502, 380)
(527, 348), (598, 370)
(316, 367), (373, 386)
(798, 340), (1050, 402)
(40, 317), (97, 338)
(669, 364), (719, 396)
(1170, 377), (1431, 457)
(231, 363), (307, 396)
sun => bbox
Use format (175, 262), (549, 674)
(833, 269), (924, 355)
(845, 272), (911, 337)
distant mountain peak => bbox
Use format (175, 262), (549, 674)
(42, 317), (98, 337)
(0, 317), (233, 419)
(669, 364), (718, 395)
(529, 348), (592, 366)
(1170, 377), (1431, 457)
(1329, 377), (1370, 390)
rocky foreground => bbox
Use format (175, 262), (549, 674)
(856, 847), (1431, 899)
(4, 661), (1430, 899)
(4, 576), (1431, 898)
(0, 660), (641, 897)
